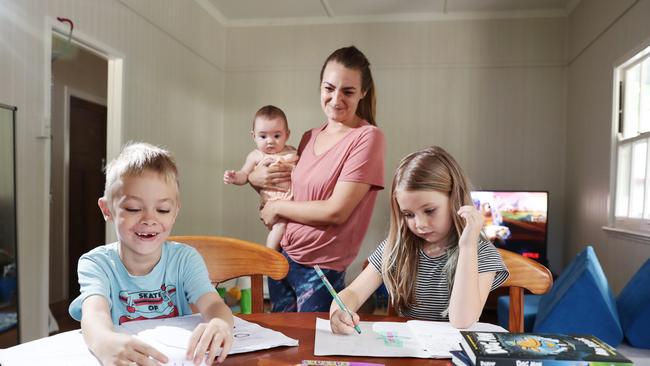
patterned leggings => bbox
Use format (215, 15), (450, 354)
(268, 251), (346, 312)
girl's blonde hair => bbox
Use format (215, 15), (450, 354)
(381, 146), (474, 314)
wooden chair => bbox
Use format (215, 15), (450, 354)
(385, 248), (553, 332)
(168, 235), (289, 313)
(497, 248), (553, 332)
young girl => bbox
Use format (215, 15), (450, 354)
(329, 146), (509, 332)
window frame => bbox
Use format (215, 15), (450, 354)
(609, 46), (650, 237)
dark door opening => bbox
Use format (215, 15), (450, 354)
(67, 96), (106, 300)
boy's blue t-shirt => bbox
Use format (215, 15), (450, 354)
(69, 241), (215, 325)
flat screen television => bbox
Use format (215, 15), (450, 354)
(470, 190), (548, 266)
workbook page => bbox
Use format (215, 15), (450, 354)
(314, 317), (430, 358)
(406, 320), (507, 358)
(119, 314), (298, 364)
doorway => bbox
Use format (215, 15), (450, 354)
(48, 29), (122, 334)
(67, 95), (107, 299)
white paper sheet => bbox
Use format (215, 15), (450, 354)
(119, 314), (299, 363)
(0, 315), (298, 366)
(0, 329), (101, 365)
(314, 317), (506, 359)
(406, 319), (507, 357)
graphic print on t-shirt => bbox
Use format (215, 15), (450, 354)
(118, 284), (179, 324)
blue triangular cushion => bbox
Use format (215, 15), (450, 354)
(497, 294), (541, 332)
(617, 259), (650, 348)
(533, 246), (623, 346)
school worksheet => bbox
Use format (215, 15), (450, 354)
(119, 314), (299, 362)
(314, 317), (505, 358)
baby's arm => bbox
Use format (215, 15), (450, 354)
(81, 295), (168, 366)
(223, 150), (262, 185)
(329, 265), (383, 335)
(186, 292), (234, 365)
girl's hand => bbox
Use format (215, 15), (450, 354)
(457, 205), (484, 248)
(329, 309), (360, 335)
(260, 201), (281, 228)
(248, 158), (292, 192)
(186, 318), (233, 365)
(96, 332), (168, 366)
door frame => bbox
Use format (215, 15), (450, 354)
(47, 17), (124, 244)
(38, 18), (124, 340)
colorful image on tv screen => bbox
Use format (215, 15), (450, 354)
(470, 191), (548, 264)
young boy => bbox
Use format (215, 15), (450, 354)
(223, 105), (298, 250)
(69, 142), (233, 366)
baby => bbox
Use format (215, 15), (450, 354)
(224, 105), (298, 250)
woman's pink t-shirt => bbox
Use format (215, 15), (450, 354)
(282, 121), (385, 271)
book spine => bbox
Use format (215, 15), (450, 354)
(475, 357), (633, 366)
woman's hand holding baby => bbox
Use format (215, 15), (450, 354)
(260, 200), (282, 228)
(248, 158), (292, 192)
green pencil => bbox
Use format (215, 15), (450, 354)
(314, 265), (362, 334)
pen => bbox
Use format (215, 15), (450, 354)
(314, 265), (362, 334)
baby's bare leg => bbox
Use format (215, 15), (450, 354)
(266, 220), (286, 251)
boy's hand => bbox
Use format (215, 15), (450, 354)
(457, 204), (484, 248)
(223, 170), (237, 184)
(186, 317), (233, 365)
(329, 309), (360, 335)
(95, 332), (168, 366)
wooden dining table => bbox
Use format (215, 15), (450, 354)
(226, 312), (452, 366)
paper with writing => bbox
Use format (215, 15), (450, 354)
(314, 317), (505, 358)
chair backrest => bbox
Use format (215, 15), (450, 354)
(498, 248), (553, 332)
(168, 235), (289, 313)
(384, 248), (553, 332)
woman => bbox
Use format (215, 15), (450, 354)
(250, 46), (386, 312)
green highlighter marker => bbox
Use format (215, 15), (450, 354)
(314, 265), (362, 334)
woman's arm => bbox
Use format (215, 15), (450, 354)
(447, 205), (494, 328)
(81, 295), (169, 366)
(261, 180), (371, 227)
(329, 265), (383, 334)
(186, 292), (234, 365)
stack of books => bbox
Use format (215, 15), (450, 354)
(453, 331), (633, 366)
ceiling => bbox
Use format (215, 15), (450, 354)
(198, 0), (579, 27)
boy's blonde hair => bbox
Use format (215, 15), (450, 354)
(103, 142), (179, 203)
(381, 146), (473, 315)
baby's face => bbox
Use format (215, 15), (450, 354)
(252, 117), (289, 154)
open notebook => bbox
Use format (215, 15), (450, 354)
(314, 317), (506, 358)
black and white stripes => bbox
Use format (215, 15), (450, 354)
(368, 238), (509, 321)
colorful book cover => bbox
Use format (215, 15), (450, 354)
(459, 331), (633, 366)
